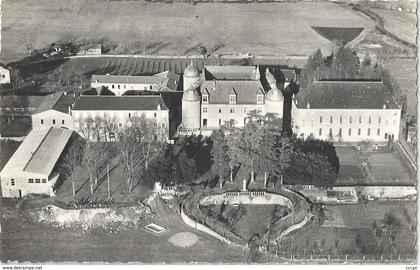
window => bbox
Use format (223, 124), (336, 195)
(154, 122), (158, 128)
(229, 95), (236, 104)
(230, 119), (235, 127)
(118, 85), (120, 89)
(119, 123), (122, 128)
(367, 128), (371, 136)
(219, 107), (222, 113)
(385, 133), (388, 139)
(340, 116), (342, 124)
(359, 116), (362, 123)
(124, 85), (126, 89)
(203, 119), (208, 127)
(350, 117), (352, 124)
(109, 132), (116, 141)
(150, 85), (153, 90)
(338, 128), (342, 136)
(2, 75), (5, 78)
(128, 113), (131, 118)
(52, 119), (56, 125)
(41, 119), (44, 125)
(244, 118), (246, 125)
(62, 120), (64, 125)
(154, 113), (157, 118)
(330, 116), (333, 123)
(377, 128), (380, 136)
(112, 85), (115, 89)
(368, 116), (371, 124)
(243, 107), (246, 113)
(28, 179), (34, 183)
(309, 133), (313, 137)
(358, 128), (361, 135)
(11, 179), (15, 186)
(42, 179), (47, 183)
(219, 119), (222, 126)
(203, 107), (207, 113)
(320, 116), (323, 123)
(349, 128), (352, 136)
(378, 116), (381, 124)
(329, 128), (332, 136)
(257, 95), (264, 104)
(202, 95), (208, 103)
(319, 128), (322, 136)
(161, 123), (165, 128)
(257, 107), (262, 113)
(35, 179), (40, 183)
(230, 107), (235, 114)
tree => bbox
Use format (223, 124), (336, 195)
(382, 211), (401, 252)
(58, 136), (85, 197)
(370, 221), (382, 247)
(226, 133), (241, 183)
(255, 132), (277, 188)
(211, 130), (230, 189)
(401, 208), (413, 231)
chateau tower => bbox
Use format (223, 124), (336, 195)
(181, 87), (201, 129)
(183, 61), (200, 91)
(265, 68), (284, 119)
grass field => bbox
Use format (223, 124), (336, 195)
(1, 0), (374, 63)
(372, 8), (416, 45)
(289, 201), (416, 257)
(335, 146), (416, 185)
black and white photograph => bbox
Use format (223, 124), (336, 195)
(0, 0), (417, 267)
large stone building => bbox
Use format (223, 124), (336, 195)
(72, 95), (170, 141)
(179, 63), (288, 135)
(0, 127), (73, 197)
(292, 80), (401, 142)
(91, 71), (180, 96)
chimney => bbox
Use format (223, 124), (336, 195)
(68, 106), (71, 115)
(213, 80), (216, 90)
(383, 104), (386, 109)
(307, 102), (310, 109)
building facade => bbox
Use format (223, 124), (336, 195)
(180, 63), (286, 135)
(292, 80), (401, 142)
(0, 127), (73, 198)
(72, 95), (170, 141)
(0, 64), (11, 84)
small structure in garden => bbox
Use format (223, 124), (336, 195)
(144, 223), (166, 234)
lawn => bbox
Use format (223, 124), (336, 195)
(372, 8), (416, 45)
(288, 201), (416, 258)
(335, 146), (416, 185)
(2, 0), (374, 63)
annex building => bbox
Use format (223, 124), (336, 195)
(91, 71), (180, 96)
(292, 80), (401, 142)
(0, 127), (73, 198)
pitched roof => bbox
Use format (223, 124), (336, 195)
(33, 92), (78, 114)
(73, 95), (169, 111)
(1, 127), (73, 177)
(204, 66), (259, 81)
(91, 71), (180, 91)
(200, 80), (265, 104)
(295, 80), (400, 109)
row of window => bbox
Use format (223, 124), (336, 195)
(203, 118), (252, 127)
(202, 107), (263, 114)
(28, 178), (47, 183)
(41, 119), (65, 125)
(202, 94), (264, 104)
(319, 116), (393, 124)
(315, 128), (385, 137)
(110, 84), (153, 91)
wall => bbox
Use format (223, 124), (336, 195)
(91, 82), (155, 96)
(0, 171), (52, 198)
(32, 110), (74, 130)
(72, 109), (169, 140)
(0, 67), (11, 84)
(201, 103), (264, 129)
(199, 192), (293, 208)
(293, 108), (401, 142)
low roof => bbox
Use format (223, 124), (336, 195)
(295, 80), (400, 109)
(33, 92), (78, 114)
(200, 80), (265, 104)
(204, 66), (259, 81)
(1, 127), (73, 177)
(73, 95), (169, 111)
(91, 71), (180, 91)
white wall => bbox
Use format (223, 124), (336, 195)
(293, 108), (401, 142)
(91, 82), (155, 96)
(0, 171), (52, 198)
(201, 104), (264, 129)
(32, 110), (74, 130)
(0, 66), (11, 84)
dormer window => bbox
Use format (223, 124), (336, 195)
(257, 94), (264, 104)
(229, 94), (236, 104)
(202, 94), (208, 104)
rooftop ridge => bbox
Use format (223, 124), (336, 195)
(23, 127), (53, 172)
(315, 79), (383, 83)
